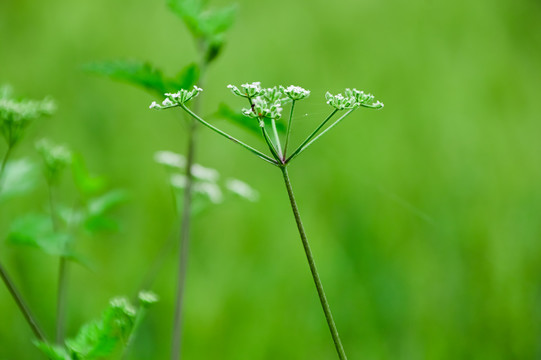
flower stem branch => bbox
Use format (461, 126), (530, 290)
(287, 109), (355, 164)
(280, 166), (347, 360)
(270, 119), (283, 160)
(0, 144), (13, 192)
(261, 125), (282, 163)
(286, 109), (338, 163)
(283, 100), (296, 157)
(179, 104), (279, 166)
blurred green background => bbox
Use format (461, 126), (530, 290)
(1, 0), (541, 358)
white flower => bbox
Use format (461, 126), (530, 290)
(191, 164), (219, 182)
(227, 82), (263, 98)
(226, 178), (259, 202)
(154, 151), (186, 169)
(170, 174), (187, 189)
(281, 85), (310, 100)
(149, 86), (203, 110)
(138, 291), (159, 305)
(195, 182), (223, 203)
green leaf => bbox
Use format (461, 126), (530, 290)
(214, 103), (286, 136)
(168, 63), (200, 91)
(71, 154), (106, 196)
(34, 341), (72, 360)
(0, 158), (38, 202)
(66, 297), (136, 359)
(83, 189), (127, 234)
(84, 60), (169, 96)
(7, 214), (73, 257)
(199, 5), (237, 38)
(168, 0), (203, 37)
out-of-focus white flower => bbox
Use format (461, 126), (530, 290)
(154, 151), (186, 169)
(226, 178), (259, 202)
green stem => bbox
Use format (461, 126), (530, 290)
(270, 119), (283, 160)
(283, 100), (296, 157)
(287, 109), (355, 164)
(280, 167), (347, 360)
(0, 145), (13, 192)
(171, 118), (196, 360)
(261, 125), (282, 163)
(0, 263), (48, 342)
(179, 104), (279, 166)
(0, 147), (48, 343)
(286, 109), (338, 163)
(47, 183), (67, 345)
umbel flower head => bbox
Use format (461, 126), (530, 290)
(326, 88), (384, 110)
(149, 86), (203, 109)
(0, 88), (55, 146)
(35, 138), (72, 184)
(227, 82), (263, 98)
(281, 85), (310, 101)
(242, 96), (283, 125)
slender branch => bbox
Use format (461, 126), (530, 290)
(179, 104), (279, 166)
(260, 125), (282, 162)
(0, 145), (13, 192)
(171, 118), (196, 360)
(0, 147), (48, 343)
(286, 109), (338, 163)
(287, 109), (356, 164)
(280, 167), (347, 360)
(283, 100), (296, 157)
(0, 263), (48, 342)
(270, 119), (283, 160)
(288, 109), (355, 163)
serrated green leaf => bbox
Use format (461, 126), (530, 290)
(85, 60), (169, 96)
(214, 103), (286, 136)
(199, 5), (237, 37)
(0, 158), (38, 202)
(34, 341), (72, 360)
(67, 298), (137, 359)
(7, 213), (73, 257)
(168, 63), (200, 91)
(71, 154), (106, 196)
(168, 0), (203, 37)
(87, 189), (128, 216)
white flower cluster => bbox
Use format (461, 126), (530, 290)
(227, 82), (263, 98)
(154, 150), (259, 204)
(325, 88), (384, 110)
(242, 96), (283, 125)
(229, 83), (310, 126)
(35, 138), (72, 177)
(0, 91), (55, 146)
(138, 291), (159, 306)
(281, 85), (311, 100)
(149, 86), (203, 110)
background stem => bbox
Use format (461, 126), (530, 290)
(170, 58), (208, 359)
(170, 118), (196, 360)
(48, 183), (67, 345)
(280, 166), (347, 360)
(0, 263), (48, 342)
(0, 146), (47, 343)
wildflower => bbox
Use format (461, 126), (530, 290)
(149, 86), (203, 109)
(227, 82), (263, 98)
(242, 97), (283, 124)
(226, 178), (259, 202)
(281, 85), (310, 101)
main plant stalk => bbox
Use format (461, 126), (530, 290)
(280, 166), (347, 360)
